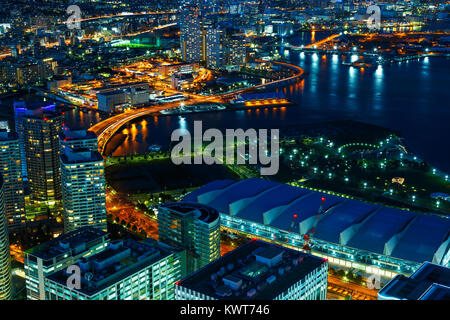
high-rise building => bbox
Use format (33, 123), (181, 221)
(0, 175), (12, 300)
(24, 227), (109, 300)
(60, 148), (107, 233)
(22, 109), (63, 204)
(226, 36), (247, 66)
(158, 202), (220, 274)
(205, 26), (225, 69)
(44, 239), (183, 300)
(175, 240), (328, 300)
(0, 130), (25, 228)
(180, 8), (203, 63)
(13, 100), (56, 181)
(378, 262), (450, 300)
(60, 127), (99, 153)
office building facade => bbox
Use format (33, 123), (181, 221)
(205, 27), (225, 69)
(0, 176), (12, 300)
(158, 202), (220, 274)
(45, 239), (182, 300)
(23, 111), (63, 203)
(14, 100), (56, 181)
(180, 8), (203, 63)
(60, 148), (107, 233)
(0, 130), (25, 228)
(24, 227), (109, 300)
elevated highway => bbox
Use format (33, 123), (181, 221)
(89, 60), (304, 156)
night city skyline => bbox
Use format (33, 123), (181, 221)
(0, 0), (449, 309)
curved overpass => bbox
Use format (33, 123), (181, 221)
(90, 60), (304, 156)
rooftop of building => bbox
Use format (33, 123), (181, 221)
(0, 129), (18, 141)
(378, 262), (450, 300)
(46, 239), (172, 296)
(176, 239), (327, 300)
(60, 127), (97, 141)
(13, 99), (55, 112)
(97, 89), (126, 96)
(183, 178), (450, 265)
(61, 148), (103, 164)
(159, 202), (220, 224)
(95, 81), (149, 93)
(25, 226), (108, 261)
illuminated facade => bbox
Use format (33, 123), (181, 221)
(13, 100), (56, 181)
(0, 175), (12, 300)
(44, 239), (182, 300)
(158, 202), (220, 274)
(184, 179), (450, 280)
(0, 130), (25, 228)
(23, 111), (63, 203)
(180, 8), (203, 63)
(60, 127), (99, 153)
(175, 240), (328, 300)
(60, 148), (107, 233)
(205, 26), (225, 69)
(24, 227), (109, 300)
(226, 36), (247, 66)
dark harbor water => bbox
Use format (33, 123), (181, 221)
(4, 31), (446, 172)
(106, 53), (450, 173)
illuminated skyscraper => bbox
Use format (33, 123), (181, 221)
(23, 111), (63, 204)
(0, 130), (25, 228)
(158, 202), (220, 274)
(180, 7), (203, 63)
(14, 100), (56, 181)
(0, 175), (12, 300)
(226, 36), (247, 66)
(60, 148), (107, 233)
(205, 26), (225, 69)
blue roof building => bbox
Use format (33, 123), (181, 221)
(184, 178), (450, 279)
(378, 262), (450, 300)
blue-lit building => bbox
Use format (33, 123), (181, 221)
(183, 178), (450, 279)
(175, 239), (328, 300)
(45, 238), (183, 300)
(378, 262), (450, 300)
(13, 100), (55, 182)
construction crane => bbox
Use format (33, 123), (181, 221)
(302, 196), (326, 252)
